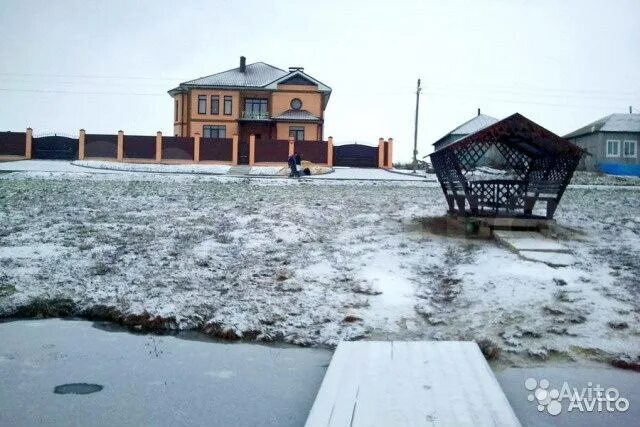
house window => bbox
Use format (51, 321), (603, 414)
(174, 99), (178, 121)
(203, 125), (226, 139)
(224, 96), (232, 115)
(606, 140), (620, 157)
(198, 95), (207, 114)
(289, 126), (305, 141)
(244, 98), (268, 118)
(623, 140), (637, 158)
(211, 96), (219, 115)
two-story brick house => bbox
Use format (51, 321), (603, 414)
(168, 56), (331, 149)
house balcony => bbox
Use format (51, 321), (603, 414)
(239, 111), (272, 121)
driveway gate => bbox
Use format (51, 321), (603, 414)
(333, 144), (378, 168)
(32, 134), (79, 160)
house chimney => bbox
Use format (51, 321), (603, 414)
(477, 108), (481, 116)
(240, 56), (246, 72)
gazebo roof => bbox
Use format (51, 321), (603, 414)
(432, 113), (585, 158)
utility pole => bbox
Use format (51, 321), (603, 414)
(412, 78), (421, 173)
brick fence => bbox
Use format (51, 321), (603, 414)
(0, 129), (394, 168)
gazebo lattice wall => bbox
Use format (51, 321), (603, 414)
(430, 113), (584, 219)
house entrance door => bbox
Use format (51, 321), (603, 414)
(239, 123), (273, 165)
(238, 140), (249, 164)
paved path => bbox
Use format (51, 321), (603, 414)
(227, 165), (252, 175)
(314, 167), (430, 181)
(493, 230), (576, 267)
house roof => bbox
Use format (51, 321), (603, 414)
(432, 114), (499, 146)
(272, 109), (321, 122)
(168, 61), (332, 98)
(430, 113), (584, 158)
(181, 62), (288, 88)
(564, 113), (640, 139)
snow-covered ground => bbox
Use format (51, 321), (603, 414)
(315, 166), (430, 181)
(73, 160), (232, 175)
(74, 160), (332, 176)
(70, 161), (427, 180)
(3, 160), (638, 186)
(1, 160), (418, 180)
(0, 159), (121, 173)
(0, 168), (638, 368)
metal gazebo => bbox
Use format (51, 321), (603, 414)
(429, 113), (585, 219)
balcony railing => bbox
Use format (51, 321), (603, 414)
(241, 110), (271, 120)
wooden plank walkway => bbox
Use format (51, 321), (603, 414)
(305, 341), (521, 427)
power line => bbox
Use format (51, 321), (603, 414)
(0, 71), (180, 81)
(425, 81), (639, 98)
(424, 90), (630, 110)
(425, 87), (637, 103)
(0, 88), (165, 97)
(3, 71), (636, 98)
(0, 77), (171, 87)
(0, 85), (634, 112)
(335, 86), (638, 105)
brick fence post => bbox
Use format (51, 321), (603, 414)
(377, 137), (384, 168)
(232, 134), (239, 165)
(117, 130), (124, 161)
(193, 132), (200, 162)
(249, 134), (255, 166)
(288, 136), (294, 157)
(327, 136), (333, 166)
(78, 129), (86, 160)
(155, 131), (162, 162)
(387, 137), (394, 168)
(25, 127), (33, 159)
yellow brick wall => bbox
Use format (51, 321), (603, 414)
(190, 90), (240, 120)
(271, 88), (322, 117)
(190, 121), (239, 138)
(276, 122), (320, 140)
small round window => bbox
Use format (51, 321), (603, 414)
(290, 98), (302, 110)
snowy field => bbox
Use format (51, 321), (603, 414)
(0, 169), (638, 368)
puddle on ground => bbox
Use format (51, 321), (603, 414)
(54, 383), (103, 395)
(0, 318), (331, 427)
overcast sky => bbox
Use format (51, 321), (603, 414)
(1, 0), (638, 161)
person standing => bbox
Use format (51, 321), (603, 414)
(288, 153), (298, 178)
(294, 152), (302, 177)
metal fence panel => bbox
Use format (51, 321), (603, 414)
(162, 136), (194, 160)
(85, 134), (117, 158)
(254, 139), (289, 163)
(123, 135), (156, 159)
(294, 140), (328, 164)
(200, 138), (233, 161)
(0, 132), (26, 156)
